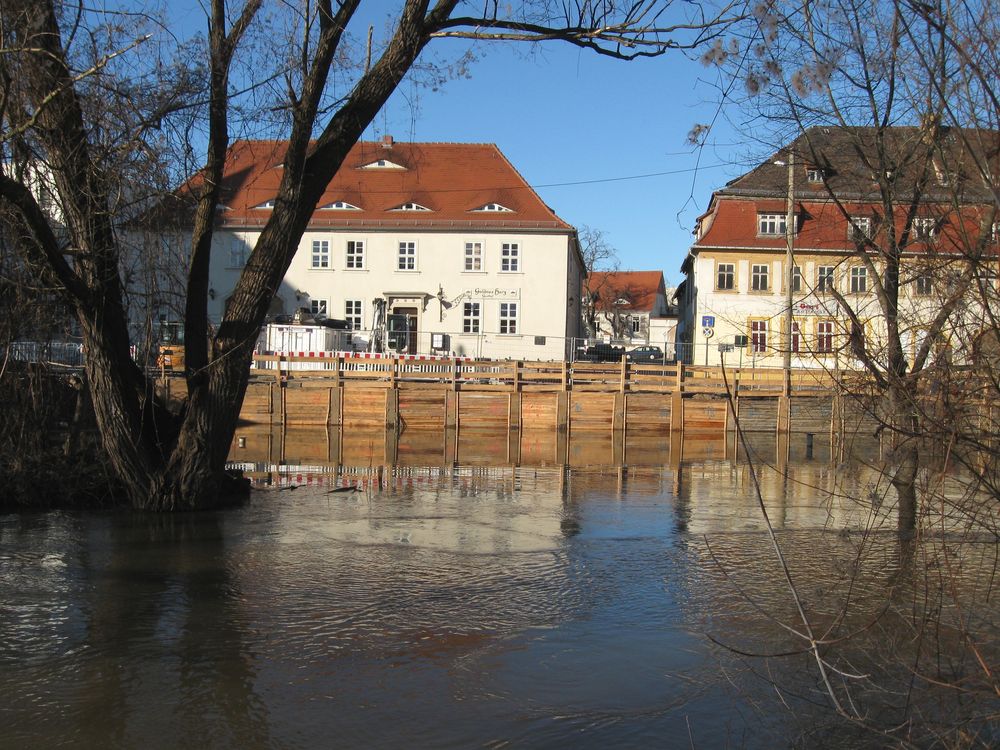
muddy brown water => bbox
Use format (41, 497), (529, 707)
(1, 431), (997, 748)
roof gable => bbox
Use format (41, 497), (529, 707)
(585, 270), (666, 313)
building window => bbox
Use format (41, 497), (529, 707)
(817, 265), (835, 293)
(817, 320), (834, 353)
(463, 302), (481, 333)
(751, 264), (770, 291)
(789, 321), (801, 353)
(319, 200), (361, 210)
(750, 319), (768, 354)
(398, 241), (416, 270)
(499, 302), (518, 334)
(758, 213), (787, 235)
(228, 238), (247, 268)
(806, 167), (824, 183)
(474, 203), (513, 213)
(849, 216), (873, 241)
(391, 202), (430, 212)
(717, 262), (735, 290)
(850, 267), (868, 293)
(791, 265), (802, 293)
(464, 242), (483, 271)
(309, 299), (327, 317)
(345, 300), (362, 330)
(914, 217), (938, 240)
(311, 240), (329, 269)
(915, 274), (932, 296)
(346, 240), (365, 269)
(501, 242), (519, 272)
(631, 317), (641, 335)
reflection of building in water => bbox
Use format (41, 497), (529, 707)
(678, 459), (899, 535)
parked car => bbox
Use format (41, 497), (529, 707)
(626, 345), (665, 363)
(577, 343), (626, 362)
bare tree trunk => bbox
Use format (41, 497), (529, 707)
(888, 389), (919, 532)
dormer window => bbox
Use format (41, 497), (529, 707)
(360, 159), (405, 170)
(806, 167), (825, 183)
(319, 200), (361, 211)
(473, 203), (514, 213)
(914, 217), (938, 240)
(253, 199), (276, 209)
(758, 213), (789, 235)
(391, 202), (430, 212)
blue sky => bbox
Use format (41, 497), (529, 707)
(371, 40), (756, 286)
(163, 2), (767, 285)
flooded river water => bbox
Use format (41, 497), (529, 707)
(1, 430), (997, 747)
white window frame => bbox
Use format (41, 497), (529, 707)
(915, 274), (932, 296)
(630, 316), (641, 335)
(850, 266), (868, 293)
(758, 213), (787, 235)
(914, 217), (938, 240)
(464, 241), (483, 272)
(817, 265), (835, 293)
(345, 299), (363, 330)
(397, 240), (417, 271)
(463, 301), (481, 333)
(790, 320), (801, 354)
(391, 202), (430, 212)
(816, 320), (835, 353)
(849, 216), (873, 241)
(311, 239), (330, 269)
(751, 263), (770, 291)
(750, 319), (768, 354)
(499, 302), (518, 334)
(791, 265), (802, 293)
(228, 237), (247, 268)
(806, 167), (824, 183)
(474, 203), (513, 213)
(500, 242), (520, 272)
(346, 240), (365, 269)
(319, 200), (361, 211)
(309, 299), (327, 317)
(716, 262), (735, 290)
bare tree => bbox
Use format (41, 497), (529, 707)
(696, 0), (1000, 742)
(0, 0), (744, 509)
(578, 225), (622, 336)
(703, 0), (1000, 529)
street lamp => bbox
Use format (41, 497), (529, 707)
(774, 153), (795, 395)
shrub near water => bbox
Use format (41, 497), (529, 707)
(0, 366), (121, 510)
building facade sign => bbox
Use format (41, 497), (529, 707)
(468, 287), (520, 300)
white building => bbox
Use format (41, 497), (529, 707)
(205, 138), (585, 360)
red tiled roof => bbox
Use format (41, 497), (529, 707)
(199, 140), (571, 230)
(695, 197), (994, 255)
(585, 271), (665, 312)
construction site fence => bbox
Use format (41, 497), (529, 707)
(3, 340), (84, 367)
(246, 352), (855, 396)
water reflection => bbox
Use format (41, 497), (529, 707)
(1, 430), (996, 748)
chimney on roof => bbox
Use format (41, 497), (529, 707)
(381, 135), (393, 149)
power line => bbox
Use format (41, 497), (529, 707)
(531, 162), (727, 189)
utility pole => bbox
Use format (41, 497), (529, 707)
(783, 152), (794, 396)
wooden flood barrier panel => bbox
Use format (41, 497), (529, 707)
(159, 354), (865, 436)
